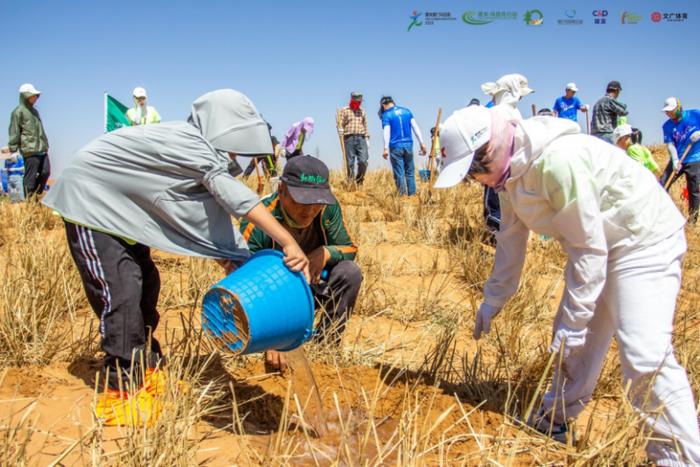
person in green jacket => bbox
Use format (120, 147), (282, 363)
(613, 124), (660, 173)
(240, 156), (362, 371)
(8, 83), (50, 197)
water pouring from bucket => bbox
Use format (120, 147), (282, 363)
(201, 249), (328, 435)
(201, 249), (314, 355)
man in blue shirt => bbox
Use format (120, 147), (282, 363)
(380, 96), (427, 196)
(660, 97), (700, 223)
(553, 83), (588, 123)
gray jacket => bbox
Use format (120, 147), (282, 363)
(590, 95), (628, 135)
(43, 89), (271, 262)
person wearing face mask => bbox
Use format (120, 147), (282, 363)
(43, 89), (309, 426)
(659, 97), (700, 224)
(435, 105), (700, 465)
(479, 74), (534, 239)
(240, 156), (361, 372)
(126, 87), (161, 126)
(337, 91), (370, 184)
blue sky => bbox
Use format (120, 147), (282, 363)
(1, 0), (698, 175)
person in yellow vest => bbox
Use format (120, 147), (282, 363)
(126, 87), (161, 126)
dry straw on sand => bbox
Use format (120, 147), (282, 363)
(0, 149), (698, 464)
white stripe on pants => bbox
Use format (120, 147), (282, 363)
(542, 228), (700, 466)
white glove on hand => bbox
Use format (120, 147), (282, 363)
(473, 303), (501, 340)
(550, 325), (587, 358)
(690, 131), (700, 144)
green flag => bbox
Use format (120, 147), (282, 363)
(104, 94), (131, 132)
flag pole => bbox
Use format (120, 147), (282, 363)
(103, 92), (107, 133)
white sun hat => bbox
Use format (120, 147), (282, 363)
(612, 124), (633, 144)
(434, 106), (492, 189)
(133, 87), (148, 98)
(566, 82), (578, 92)
(19, 83), (41, 95)
(662, 97), (679, 112)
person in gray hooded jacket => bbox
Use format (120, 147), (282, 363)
(43, 89), (309, 394)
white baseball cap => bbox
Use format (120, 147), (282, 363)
(662, 97), (679, 112)
(19, 83), (41, 95)
(565, 82), (578, 92)
(434, 106), (492, 189)
(133, 87), (148, 98)
(612, 124), (633, 144)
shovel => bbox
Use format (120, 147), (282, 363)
(664, 142), (696, 191)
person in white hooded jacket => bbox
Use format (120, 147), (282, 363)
(434, 104), (700, 466)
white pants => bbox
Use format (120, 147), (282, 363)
(542, 229), (700, 466)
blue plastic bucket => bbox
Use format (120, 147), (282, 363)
(201, 250), (314, 355)
(419, 169), (431, 182)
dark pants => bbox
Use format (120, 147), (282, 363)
(64, 222), (162, 390)
(661, 160), (700, 224)
(344, 135), (369, 184)
(310, 260), (362, 346)
(389, 146), (416, 196)
(23, 153), (50, 196)
(483, 186), (501, 232)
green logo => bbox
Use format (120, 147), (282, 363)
(462, 10), (518, 25)
(524, 9), (544, 26)
(462, 11), (493, 25)
(408, 10), (423, 31)
(300, 173), (327, 185)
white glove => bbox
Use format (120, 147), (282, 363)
(550, 324), (587, 358)
(473, 303), (502, 340)
(690, 131), (700, 144)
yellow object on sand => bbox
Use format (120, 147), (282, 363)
(95, 369), (166, 427)
(95, 388), (163, 427)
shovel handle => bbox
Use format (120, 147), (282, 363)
(664, 142), (695, 191)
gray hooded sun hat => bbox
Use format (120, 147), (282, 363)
(188, 89), (273, 156)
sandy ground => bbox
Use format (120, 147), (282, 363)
(1, 164), (697, 465)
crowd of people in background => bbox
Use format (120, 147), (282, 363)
(4, 80), (699, 224)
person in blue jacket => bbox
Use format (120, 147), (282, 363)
(552, 83), (588, 123)
(379, 96), (427, 196)
(660, 97), (700, 223)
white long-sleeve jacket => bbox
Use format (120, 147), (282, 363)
(483, 117), (685, 330)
